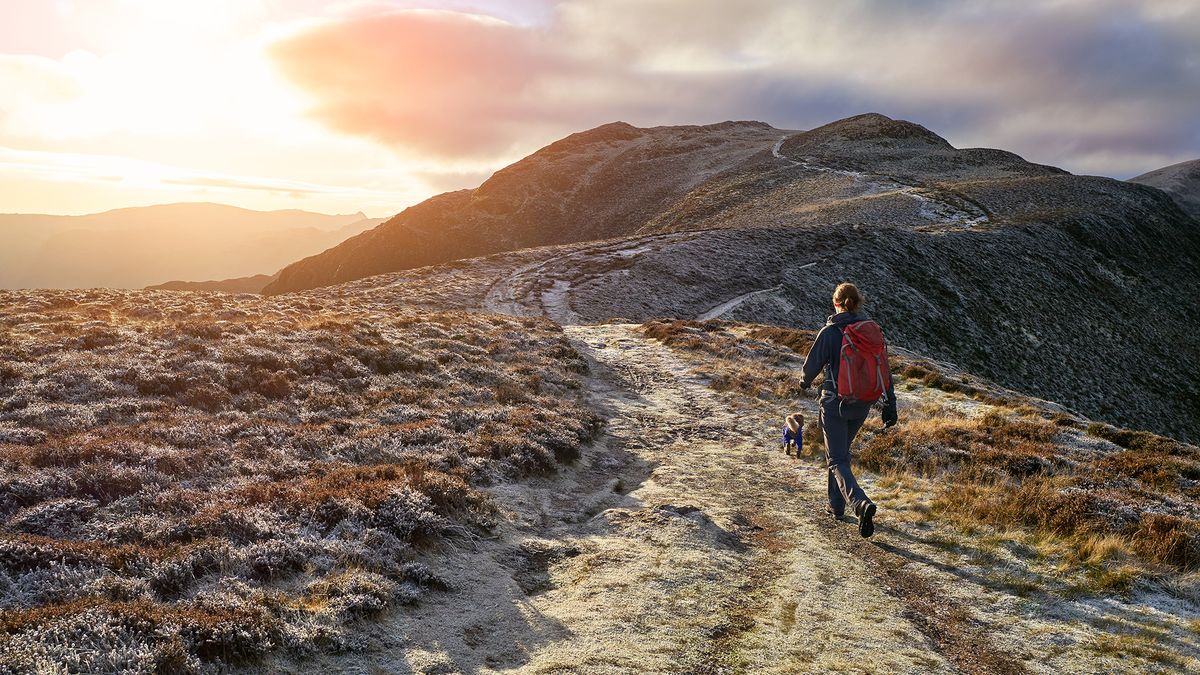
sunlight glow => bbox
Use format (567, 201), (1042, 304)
(0, 0), (483, 216)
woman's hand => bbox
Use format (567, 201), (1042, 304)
(882, 407), (898, 428)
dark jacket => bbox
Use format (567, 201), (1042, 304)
(801, 311), (897, 420)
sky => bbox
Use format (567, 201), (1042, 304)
(1, 0), (1197, 217)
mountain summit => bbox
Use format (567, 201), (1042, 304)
(262, 113), (1072, 295)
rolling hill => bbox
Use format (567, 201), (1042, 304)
(145, 273), (279, 293)
(0, 203), (383, 290)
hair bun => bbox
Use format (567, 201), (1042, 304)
(833, 282), (864, 311)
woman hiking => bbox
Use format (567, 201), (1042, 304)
(799, 283), (897, 538)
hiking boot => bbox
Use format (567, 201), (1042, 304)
(857, 501), (877, 538)
(824, 504), (844, 520)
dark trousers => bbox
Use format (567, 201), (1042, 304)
(820, 396), (871, 515)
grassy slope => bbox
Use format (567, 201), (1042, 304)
(0, 289), (599, 672)
(642, 318), (1200, 668)
(642, 319), (1200, 579)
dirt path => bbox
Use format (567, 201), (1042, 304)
(520, 323), (1028, 674)
(481, 237), (663, 324)
(695, 284), (786, 321)
(279, 323), (1041, 673)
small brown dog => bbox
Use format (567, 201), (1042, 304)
(782, 413), (804, 456)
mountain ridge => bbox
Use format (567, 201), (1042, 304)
(0, 201), (369, 223)
(145, 272), (280, 293)
(263, 113), (1090, 295)
(268, 113), (1200, 442)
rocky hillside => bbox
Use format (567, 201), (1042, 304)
(261, 122), (786, 295)
(268, 114), (1200, 442)
(264, 113), (1076, 296)
(326, 218), (1200, 444)
(1130, 158), (1200, 220)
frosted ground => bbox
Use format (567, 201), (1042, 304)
(2, 286), (1199, 672)
(0, 289), (598, 672)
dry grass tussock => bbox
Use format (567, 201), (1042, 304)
(640, 320), (816, 400)
(0, 288), (600, 672)
(890, 359), (1014, 406)
(643, 318), (1200, 579)
(859, 408), (1200, 573)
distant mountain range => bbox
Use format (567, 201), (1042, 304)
(145, 273), (279, 294)
(0, 202), (382, 289)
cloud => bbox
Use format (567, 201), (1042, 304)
(269, 10), (575, 158)
(411, 167), (497, 193)
(0, 54), (83, 104)
(0, 54), (86, 140)
(269, 0), (1200, 177)
(0, 145), (402, 202)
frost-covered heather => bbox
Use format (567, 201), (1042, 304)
(0, 288), (600, 672)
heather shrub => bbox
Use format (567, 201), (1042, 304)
(0, 289), (601, 669)
(1132, 514), (1200, 569)
(890, 359), (1011, 405)
(306, 570), (399, 620)
(641, 321), (816, 401)
(744, 325), (817, 354)
(857, 411), (1065, 477)
(0, 363), (22, 386)
(7, 498), (97, 538)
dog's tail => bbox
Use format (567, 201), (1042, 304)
(786, 413), (803, 435)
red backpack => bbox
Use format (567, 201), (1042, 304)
(837, 320), (891, 404)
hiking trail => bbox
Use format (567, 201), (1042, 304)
(287, 323), (1033, 674)
(696, 284), (788, 321)
(481, 236), (662, 324)
(271, 133), (1197, 673)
